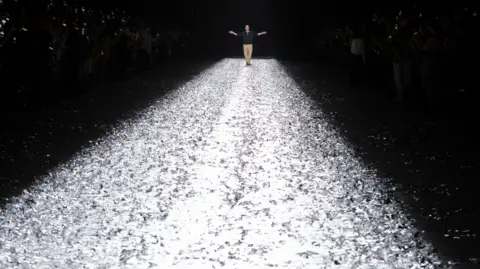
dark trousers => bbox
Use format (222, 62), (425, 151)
(136, 49), (150, 72)
(349, 54), (364, 87)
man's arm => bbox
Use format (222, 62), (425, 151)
(257, 31), (267, 36)
(228, 31), (238, 36)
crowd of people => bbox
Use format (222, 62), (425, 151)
(313, 6), (478, 110)
(0, 0), (189, 109)
(2, 1), (477, 113)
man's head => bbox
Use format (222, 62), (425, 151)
(245, 25), (249, 31)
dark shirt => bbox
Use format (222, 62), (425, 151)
(392, 29), (415, 62)
(239, 31), (257, 44)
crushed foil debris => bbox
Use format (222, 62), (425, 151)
(1, 59), (451, 268)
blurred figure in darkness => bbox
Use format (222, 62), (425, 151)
(391, 15), (415, 102)
(414, 22), (443, 108)
(65, 19), (89, 92)
(136, 22), (150, 72)
(369, 12), (391, 93)
(0, 8), (16, 84)
(27, 9), (53, 97)
(348, 24), (365, 87)
(112, 26), (130, 80)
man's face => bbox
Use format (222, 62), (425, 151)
(245, 25), (249, 31)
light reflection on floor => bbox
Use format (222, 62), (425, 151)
(0, 59), (449, 268)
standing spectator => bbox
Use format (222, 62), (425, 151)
(414, 22), (443, 108)
(348, 24), (365, 88)
(391, 16), (415, 101)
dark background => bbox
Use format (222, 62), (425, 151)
(61, 0), (475, 59)
(66, 0), (372, 58)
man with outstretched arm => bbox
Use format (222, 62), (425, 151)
(228, 25), (267, 65)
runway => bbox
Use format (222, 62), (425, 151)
(0, 59), (449, 268)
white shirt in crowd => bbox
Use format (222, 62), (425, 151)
(350, 38), (364, 55)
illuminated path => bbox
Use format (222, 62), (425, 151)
(0, 59), (448, 268)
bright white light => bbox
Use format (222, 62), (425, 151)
(0, 59), (449, 268)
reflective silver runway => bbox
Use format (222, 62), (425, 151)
(0, 59), (449, 268)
